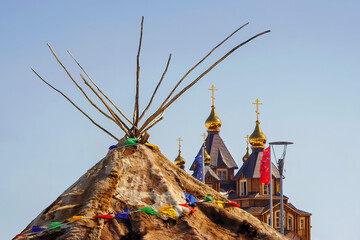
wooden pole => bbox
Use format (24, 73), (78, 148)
(31, 68), (120, 142)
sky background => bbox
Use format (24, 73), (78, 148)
(1, 1), (359, 239)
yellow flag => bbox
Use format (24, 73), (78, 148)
(216, 201), (224, 208)
(159, 206), (178, 218)
(67, 216), (86, 222)
(145, 142), (159, 150)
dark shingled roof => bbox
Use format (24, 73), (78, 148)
(190, 131), (238, 171)
(233, 148), (280, 181)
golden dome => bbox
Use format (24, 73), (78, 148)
(249, 120), (267, 148)
(242, 147), (250, 162)
(205, 106), (222, 131)
(204, 148), (211, 165)
(174, 151), (185, 169)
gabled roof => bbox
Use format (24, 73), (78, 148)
(205, 166), (221, 180)
(190, 131), (238, 171)
(287, 203), (311, 215)
(192, 165), (221, 181)
(244, 203), (311, 217)
(261, 202), (311, 216)
(233, 148), (280, 181)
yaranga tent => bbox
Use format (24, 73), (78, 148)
(12, 18), (287, 240)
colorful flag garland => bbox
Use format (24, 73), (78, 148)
(13, 194), (241, 239)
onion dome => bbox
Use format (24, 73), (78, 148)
(242, 147), (250, 162)
(174, 151), (185, 170)
(204, 148), (211, 165)
(249, 120), (267, 148)
(205, 106), (222, 131)
(243, 134), (251, 162)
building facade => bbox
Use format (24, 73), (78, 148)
(186, 91), (312, 240)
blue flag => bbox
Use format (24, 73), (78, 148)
(31, 226), (45, 233)
(184, 193), (198, 205)
(195, 151), (203, 182)
(115, 208), (130, 219)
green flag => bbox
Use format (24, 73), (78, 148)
(203, 196), (213, 202)
(137, 207), (160, 216)
(47, 222), (63, 229)
(125, 138), (138, 146)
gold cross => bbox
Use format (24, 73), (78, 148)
(208, 85), (218, 107)
(177, 137), (183, 152)
(245, 134), (249, 147)
(252, 99), (263, 121)
(202, 133), (207, 148)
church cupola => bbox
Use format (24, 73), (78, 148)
(249, 99), (267, 149)
(205, 85), (222, 132)
(202, 133), (211, 165)
(242, 134), (251, 162)
(174, 138), (185, 169)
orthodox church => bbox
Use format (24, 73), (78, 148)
(175, 86), (312, 240)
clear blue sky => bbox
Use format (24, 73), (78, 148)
(1, 1), (359, 239)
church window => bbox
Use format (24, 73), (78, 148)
(288, 215), (294, 231)
(240, 180), (247, 196)
(300, 217), (305, 229)
(262, 184), (269, 195)
(217, 170), (227, 180)
(275, 211), (280, 228)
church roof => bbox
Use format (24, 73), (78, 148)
(233, 149), (280, 181)
(191, 165), (221, 181)
(260, 202), (312, 216)
(243, 202), (311, 216)
(287, 203), (311, 215)
(242, 206), (266, 215)
(190, 131), (238, 171)
(205, 166), (221, 180)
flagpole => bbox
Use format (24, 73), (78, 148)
(202, 145), (205, 183)
(269, 146), (273, 228)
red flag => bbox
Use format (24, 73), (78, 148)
(93, 214), (113, 219)
(179, 203), (196, 213)
(260, 147), (270, 184)
(12, 233), (24, 239)
(227, 201), (240, 208)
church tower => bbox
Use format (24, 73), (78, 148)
(230, 99), (311, 240)
(174, 138), (185, 169)
(190, 85), (238, 192)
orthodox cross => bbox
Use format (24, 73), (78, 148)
(252, 99), (263, 121)
(177, 137), (183, 152)
(208, 85), (218, 107)
(245, 134), (249, 148)
(202, 133), (207, 149)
